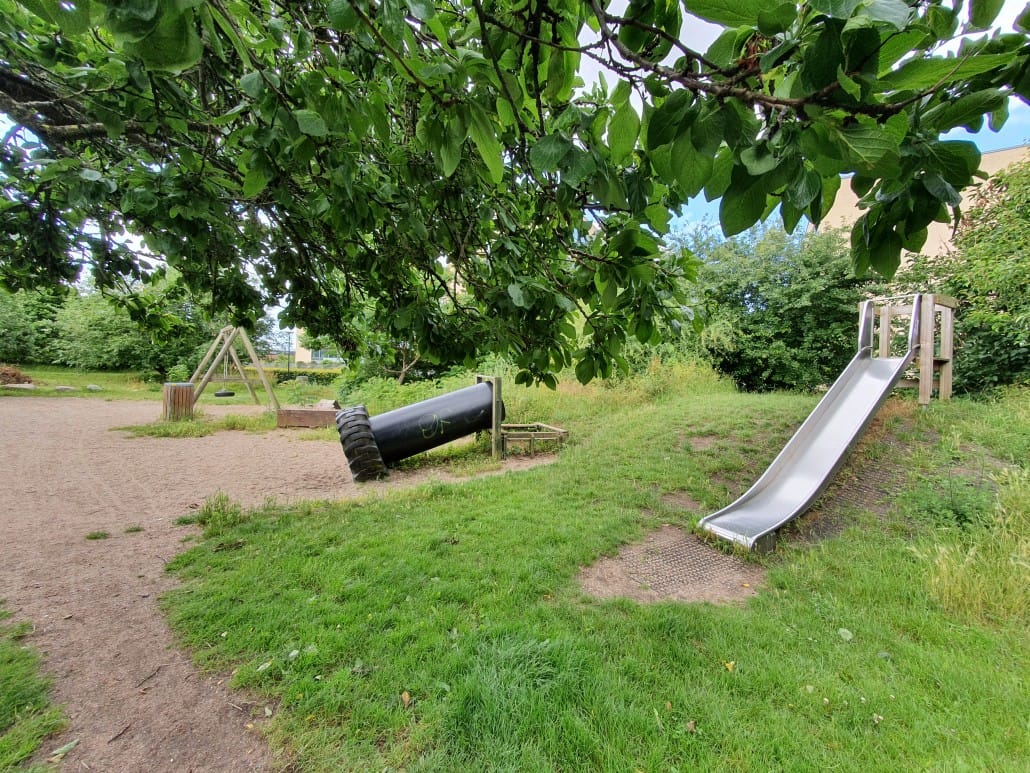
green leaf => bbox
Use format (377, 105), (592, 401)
(609, 102), (640, 165)
(240, 71), (264, 99)
(704, 147), (734, 201)
(530, 135), (572, 174)
(405, 0), (436, 21)
(881, 54), (1011, 90)
(507, 283), (528, 308)
(26, 0), (93, 35)
(970, 0), (1004, 30)
(856, 0), (912, 31)
(683, 0), (766, 27)
(645, 89), (692, 150)
(921, 173), (961, 207)
(926, 142), (981, 186)
(720, 168), (768, 236)
(786, 166), (822, 209)
(243, 166), (268, 198)
(612, 80), (633, 107)
(808, 0), (862, 17)
(757, 3), (797, 35)
(575, 356), (595, 384)
(922, 89), (1007, 132)
(294, 109), (328, 137)
(672, 131), (712, 198)
(831, 121), (899, 171)
(740, 143), (779, 176)
(469, 110), (504, 185)
(837, 66), (862, 100)
(327, 0), (359, 30)
(126, 6), (202, 72)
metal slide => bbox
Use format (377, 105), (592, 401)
(699, 296), (923, 551)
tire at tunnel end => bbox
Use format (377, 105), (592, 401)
(336, 405), (387, 482)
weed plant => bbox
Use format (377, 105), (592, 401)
(0, 606), (64, 768)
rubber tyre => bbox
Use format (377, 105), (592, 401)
(336, 405), (387, 482)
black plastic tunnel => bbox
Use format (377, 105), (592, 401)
(336, 382), (503, 481)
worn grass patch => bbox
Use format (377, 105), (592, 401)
(161, 377), (1029, 771)
(0, 606), (65, 769)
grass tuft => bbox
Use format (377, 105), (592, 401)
(0, 606), (65, 769)
(85, 530), (110, 540)
(195, 492), (249, 537)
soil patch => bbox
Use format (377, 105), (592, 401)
(0, 397), (552, 771)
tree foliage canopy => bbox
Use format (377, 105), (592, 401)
(1, 0), (1027, 383)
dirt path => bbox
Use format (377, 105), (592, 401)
(0, 397), (547, 772)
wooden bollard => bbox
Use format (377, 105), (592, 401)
(163, 382), (194, 421)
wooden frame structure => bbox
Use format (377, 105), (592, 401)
(190, 326), (280, 410)
(871, 293), (957, 405)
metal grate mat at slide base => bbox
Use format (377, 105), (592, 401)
(579, 526), (765, 605)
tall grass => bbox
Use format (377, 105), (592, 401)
(919, 468), (1029, 626)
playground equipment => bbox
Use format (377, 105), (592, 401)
(336, 376), (505, 481)
(163, 327), (279, 420)
(190, 326), (279, 410)
(699, 293), (956, 552)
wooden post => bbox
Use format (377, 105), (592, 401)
(476, 374), (503, 459)
(236, 328), (280, 411)
(163, 382), (194, 421)
(878, 304), (893, 358)
(935, 296), (958, 401)
(919, 293), (936, 405)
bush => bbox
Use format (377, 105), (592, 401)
(249, 366), (342, 385)
(687, 225), (885, 392)
(0, 289), (35, 362)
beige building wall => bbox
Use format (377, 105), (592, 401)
(821, 144), (1029, 258)
(294, 334), (314, 364)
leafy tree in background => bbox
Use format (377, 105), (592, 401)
(688, 226), (883, 391)
(0, 1), (1027, 384)
(898, 159), (1030, 392)
(0, 288), (36, 362)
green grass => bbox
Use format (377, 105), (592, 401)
(2, 365), (338, 406)
(0, 606), (65, 769)
(84, 530), (110, 540)
(116, 411), (277, 438)
(160, 374), (1030, 771)
(0, 366), (160, 399)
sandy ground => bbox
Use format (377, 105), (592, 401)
(0, 397), (549, 772)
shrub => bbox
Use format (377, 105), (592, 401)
(687, 225), (885, 392)
(0, 289), (35, 362)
